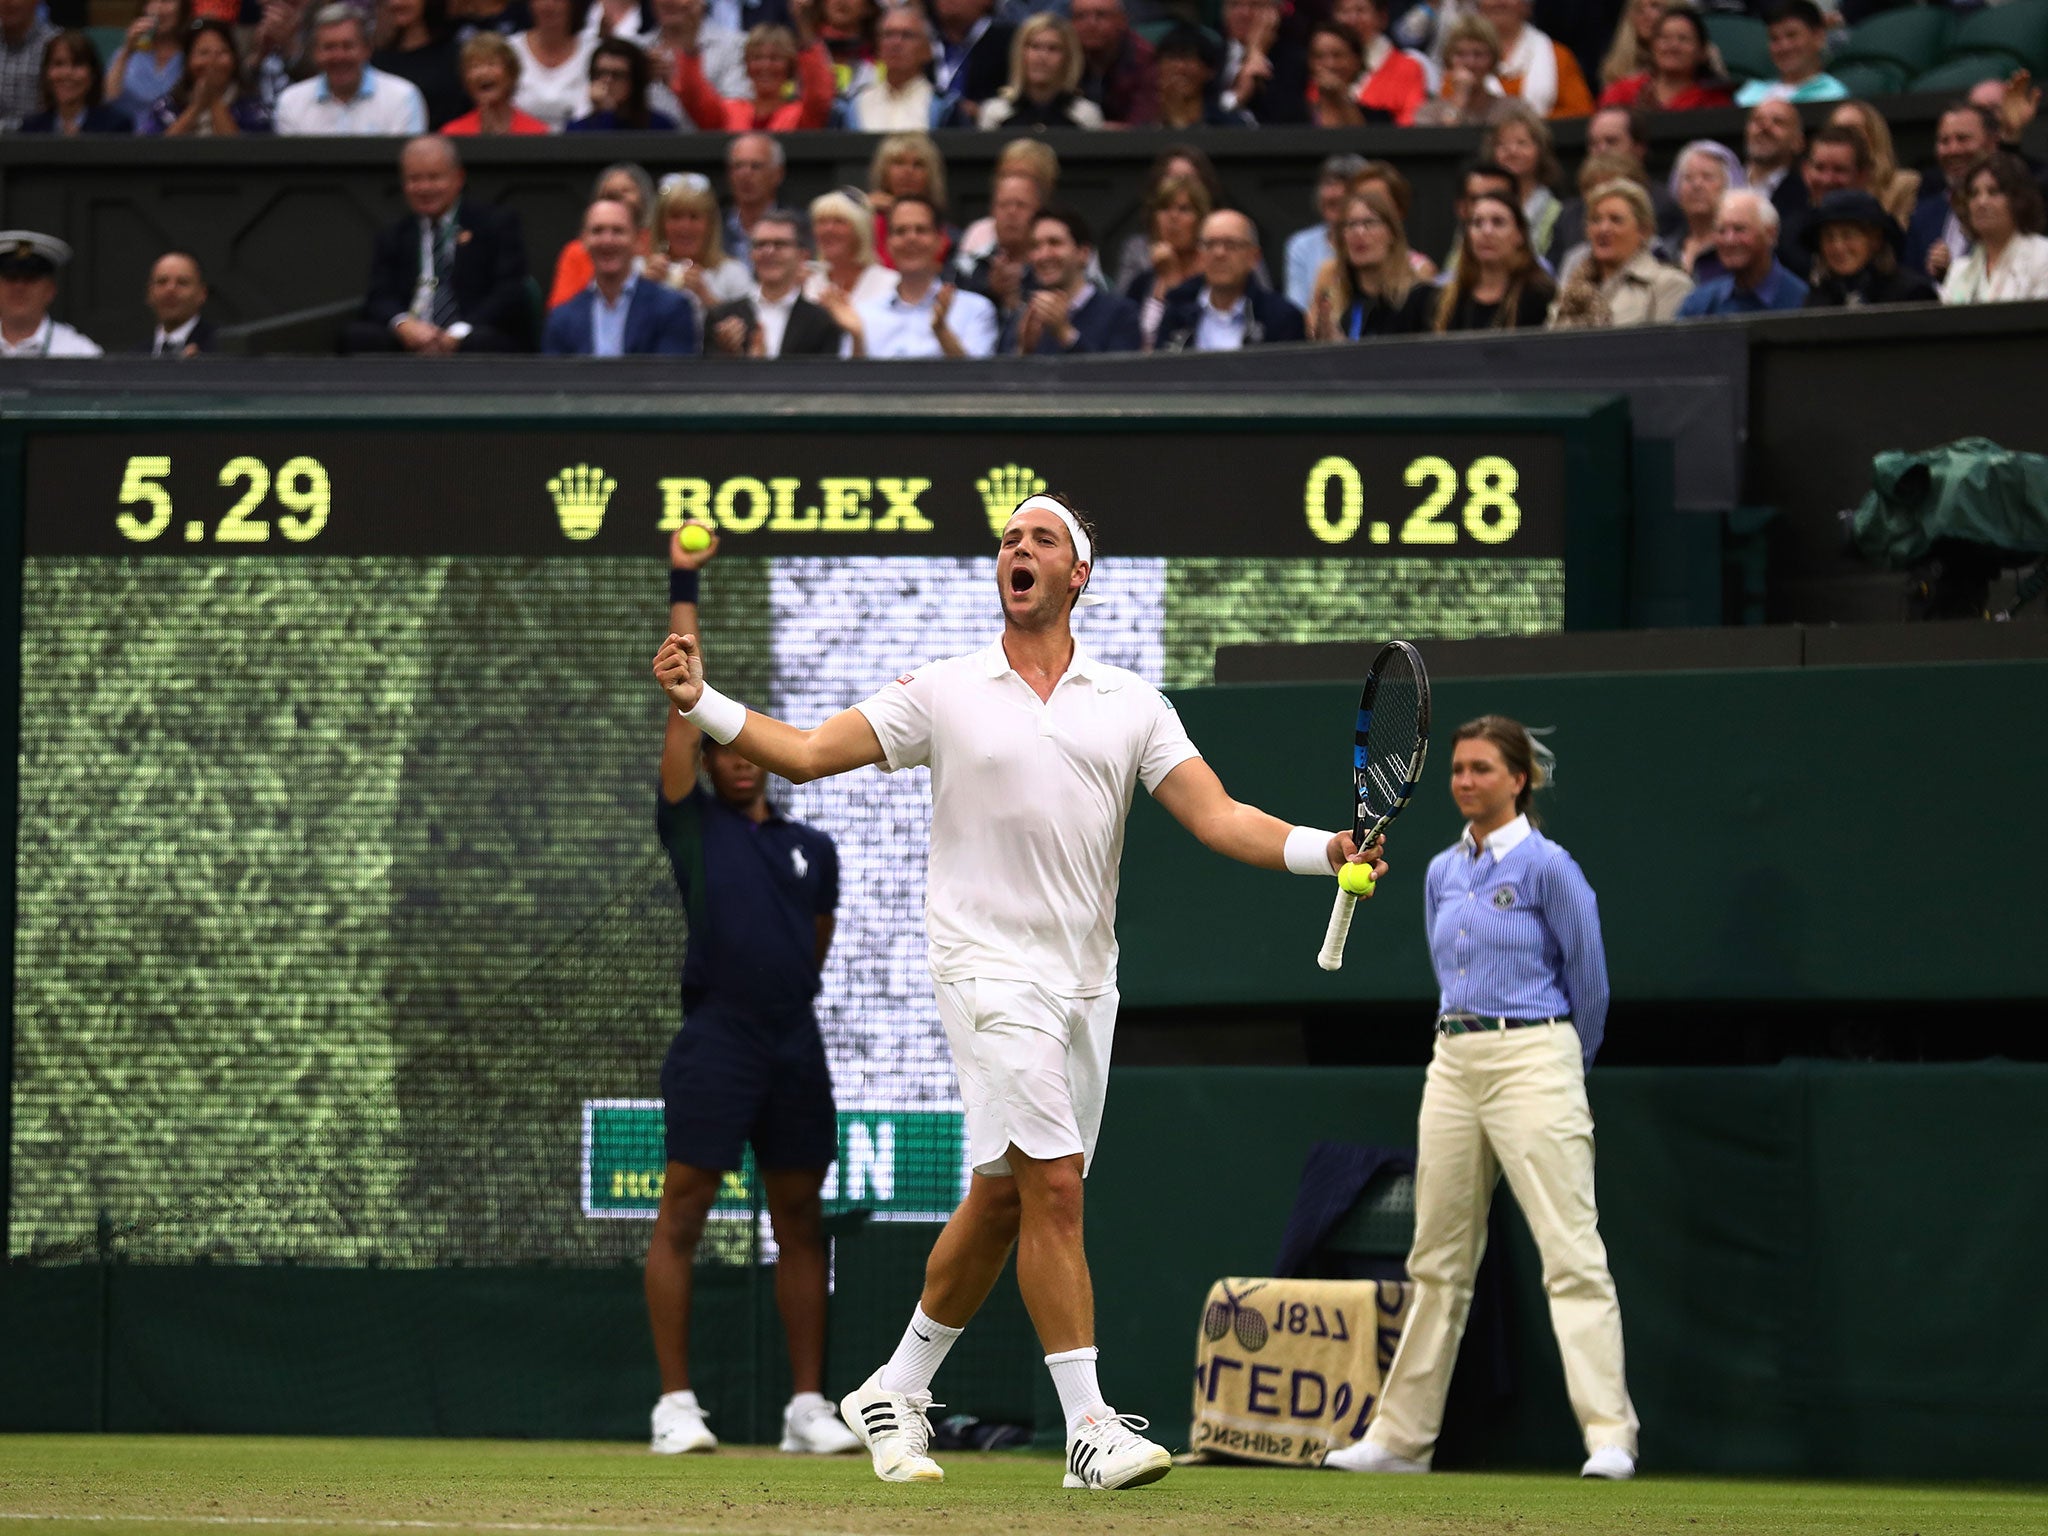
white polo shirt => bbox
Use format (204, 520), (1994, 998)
(274, 66), (427, 136)
(855, 639), (1200, 997)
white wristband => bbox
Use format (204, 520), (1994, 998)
(680, 684), (747, 745)
(1284, 825), (1340, 877)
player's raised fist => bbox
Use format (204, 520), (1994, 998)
(654, 633), (706, 713)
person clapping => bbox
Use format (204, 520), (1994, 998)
(1308, 186), (1435, 341)
(1004, 207), (1140, 355)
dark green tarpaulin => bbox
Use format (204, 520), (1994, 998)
(1850, 437), (2048, 566)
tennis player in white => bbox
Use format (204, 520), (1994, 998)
(652, 494), (1385, 1491)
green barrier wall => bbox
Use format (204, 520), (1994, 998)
(1117, 660), (2046, 1008)
(1086, 1063), (2048, 1480)
(8, 1062), (2045, 1480)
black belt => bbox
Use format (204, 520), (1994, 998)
(1437, 1013), (1568, 1036)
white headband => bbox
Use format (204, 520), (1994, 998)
(1004, 494), (1107, 608)
(1006, 494), (1091, 565)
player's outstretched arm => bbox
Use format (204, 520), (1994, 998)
(653, 633), (886, 784)
(1152, 758), (1387, 877)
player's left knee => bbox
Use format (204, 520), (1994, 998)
(1022, 1165), (1086, 1228)
(767, 1194), (825, 1249)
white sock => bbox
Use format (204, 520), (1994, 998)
(1045, 1346), (1111, 1435)
(659, 1389), (700, 1409)
(877, 1305), (963, 1395)
(788, 1391), (827, 1414)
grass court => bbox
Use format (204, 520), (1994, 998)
(5, 1436), (2044, 1536)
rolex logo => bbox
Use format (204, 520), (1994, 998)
(548, 463), (618, 541)
(975, 464), (1048, 534)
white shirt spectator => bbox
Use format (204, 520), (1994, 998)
(856, 283), (998, 357)
(1941, 233), (2048, 305)
(580, 1), (658, 49)
(0, 316), (102, 357)
(841, 64), (936, 131)
(510, 31), (596, 129)
(275, 65), (427, 134)
(680, 255), (753, 306)
(750, 283), (799, 357)
(1193, 287), (1248, 351)
(804, 262), (898, 308)
(696, 25), (750, 98)
(853, 640), (1199, 995)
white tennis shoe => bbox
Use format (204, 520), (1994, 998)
(779, 1394), (861, 1455)
(649, 1390), (717, 1454)
(1062, 1411), (1172, 1490)
(839, 1371), (944, 1482)
(1323, 1436), (1429, 1473)
(1581, 1445), (1637, 1480)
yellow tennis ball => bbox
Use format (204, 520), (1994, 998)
(679, 523), (713, 553)
(1338, 861), (1377, 898)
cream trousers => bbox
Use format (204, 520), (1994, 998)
(1367, 1022), (1639, 1463)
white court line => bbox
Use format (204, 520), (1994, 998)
(0, 1517), (863, 1536)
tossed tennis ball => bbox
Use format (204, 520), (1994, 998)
(1338, 861), (1377, 897)
(679, 523), (713, 553)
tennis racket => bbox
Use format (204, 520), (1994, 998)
(1317, 641), (1431, 972)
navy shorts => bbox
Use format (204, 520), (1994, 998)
(659, 1000), (838, 1172)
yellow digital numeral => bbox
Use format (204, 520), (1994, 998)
(1400, 457), (1459, 544)
(1462, 457), (1521, 544)
(216, 457), (272, 542)
(116, 455), (173, 542)
(1303, 456), (1364, 545)
(275, 457), (331, 542)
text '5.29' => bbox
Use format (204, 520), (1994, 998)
(116, 455), (332, 544)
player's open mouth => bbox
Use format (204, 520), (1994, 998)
(1009, 568), (1036, 594)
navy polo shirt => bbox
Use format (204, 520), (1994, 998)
(656, 785), (839, 1018)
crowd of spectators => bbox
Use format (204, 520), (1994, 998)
(4, 0), (2048, 357)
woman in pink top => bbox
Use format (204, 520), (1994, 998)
(673, 0), (833, 131)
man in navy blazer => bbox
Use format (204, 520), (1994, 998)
(1153, 209), (1305, 353)
(1003, 207), (1141, 356)
(543, 196), (699, 357)
(347, 137), (531, 354)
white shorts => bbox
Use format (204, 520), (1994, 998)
(933, 977), (1118, 1178)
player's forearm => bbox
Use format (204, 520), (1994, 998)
(1200, 801), (1307, 872)
(723, 710), (824, 781)
(715, 705), (883, 784)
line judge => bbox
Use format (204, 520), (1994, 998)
(1326, 714), (1638, 1481)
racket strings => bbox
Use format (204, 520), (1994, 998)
(1362, 670), (1422, 817)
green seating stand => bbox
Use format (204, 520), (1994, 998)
(1835, 7), (1953, 76)
(1912, 49), (2030, 95)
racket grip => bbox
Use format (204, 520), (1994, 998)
(1317, 889), (1357, 971)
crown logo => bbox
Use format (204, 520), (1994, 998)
(548, 463), (617, 541)
(975, 464), (1048, 534)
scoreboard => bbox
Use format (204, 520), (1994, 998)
(1, 392), (1630, 1265)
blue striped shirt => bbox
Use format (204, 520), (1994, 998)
(1423, 815), (1611, 1067)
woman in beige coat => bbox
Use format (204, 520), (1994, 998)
(1547, 180), (1691, 329)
